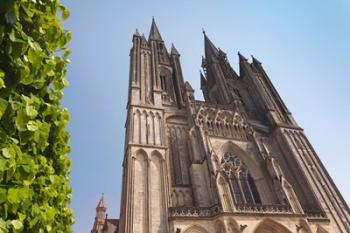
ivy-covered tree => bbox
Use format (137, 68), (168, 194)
(0, 0), (73, 232)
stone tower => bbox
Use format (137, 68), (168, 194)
(91, 194), (119, 233)
(117, 19), (350, 233)
(91, 194), (107, 233)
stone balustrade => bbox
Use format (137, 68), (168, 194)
(169, 203), (294, 218)
(235, 203), (293, 214)
(169, 205), (220, 218)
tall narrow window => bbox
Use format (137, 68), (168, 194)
(230, 176), (243, 204)
(160, 75), (166, 91)
(159, 72), (169, 92)
(220, 152), (261, 205)
(158, 43), (166, 62)
(248, 174), (261, 204)
(239, 171), (252, 204)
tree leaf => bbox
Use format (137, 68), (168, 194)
(11, 220), (23, 231)
(7, 188), (20, 204)
(28, 47), (41, 66)
(0, 157), (7, 172)
(15, 109), (29, 131)
(5, 8), (16, 25)
(0, 189), (6, 204)
(1, 147), (15, 159)
(0, 98), (8, 119)
(0, 218), (6, 230)
(27, 120), (38, 131)
(60, 6), (70, 20)
(0, 0), (73, 230)
(0, 78), (5, 89)
(25, 105), (37, 118)
(19, 65), (32, 85)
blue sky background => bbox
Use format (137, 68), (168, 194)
(61, 1), (350, 232)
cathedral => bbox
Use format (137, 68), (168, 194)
(91, 19), (350, 233)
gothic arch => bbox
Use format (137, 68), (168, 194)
(166, 115), (187, 124)
(134, 148), (148, 159)
(218, 141), (276, 204)
(140, 110), (148, 144)
(132, 149), (148, 233)
(215, 220), (226, 233)
(218, 146), (262, 205)
(159, 66), (174, 100)
(177, 189), (185, 206)
(155, 112), (162, 119)
(183, 225), (210, 233)
(227, 218), (240, 233)
(154, 112), (162, 145)
(253, 218), (292, 233)
(159, 66), (172, 76)
(316, 225), (329, 233)
(216, 173), (233, 212)
(133, 109), (141, 144)
(150, 150), (164, 161)
(150, 150), (166, 233)
(219, 141), (261, 178)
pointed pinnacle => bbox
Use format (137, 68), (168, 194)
(185, 81), (194, 92)
(149, 17), (163, 41)
(238, 52), (248, 62)
(251, 55), (262, 65)
(204, 32), (219, 59)
(134, 28), (140, 37)
(97, 193), (106, 209)
(141, 33), (148, 43)
(200, 71), (207, 88)
(171, 43), (180, 56)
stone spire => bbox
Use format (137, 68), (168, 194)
(171, 43), (180, 56)
(141, 34), (149, 48)
(238, 51), (252, 77)
(97, 193), (106, 209)
(251, 55), (262, 65)
(133, 28), (140, 37)
(184, 81), (194, 92)
(200, 71), (206, 89)
(149, 17), (163, 41)
(238, 51), (248, 62)
(203, 31), (219, 61)
(201, 31), (232, 104)
(91, 194), (107, 233)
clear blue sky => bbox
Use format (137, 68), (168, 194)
(61, 1), (350, 232)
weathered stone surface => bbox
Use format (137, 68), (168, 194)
(92, 19), (350, 233)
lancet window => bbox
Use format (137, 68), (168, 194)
(220, 152), (261, 205)
(160, 75), (167, 91)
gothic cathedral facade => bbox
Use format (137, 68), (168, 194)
(99, 19), (350, 233)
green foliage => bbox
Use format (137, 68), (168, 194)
(0, 0), (73, 232)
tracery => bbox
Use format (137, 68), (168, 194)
(220, 152), (261, 205)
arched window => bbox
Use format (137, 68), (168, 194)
(157, 43), (166, 62)
(220, 152), (261, 205)
(159, 68), (174, 102)
(160, 75), (167, 91)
